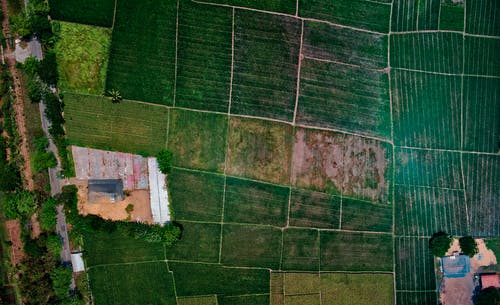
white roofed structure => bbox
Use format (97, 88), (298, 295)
(71, 252), (85, 273)
(148, 158), (170, 224)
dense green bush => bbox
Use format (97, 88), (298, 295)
(459, 236), (478, 257)
(31, 136), (57, 174)
(39, 197), (58, 231)
(2, 190), (38, 219)
(429, 231), (453, 257)
(475, 287), (500, 305)
(50, 266), (72, 299)
(157, 149), (173, 174)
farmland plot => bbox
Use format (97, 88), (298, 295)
(463, 154), (500, 237)
(391, 70), (462, 149)
(320, 231), (393, 271)
(394, 185), (468, 236)
(89, 262), (176, 305)
(396, 291), (438, 305)
(292, 128), (392, 204)
(226, 117), (293, 185)
(64, 93), (169, 155)
(176, 0), (233, 112)
(298, 0), (391, 33)
(439, 1), (464, 31)
(341, 197), (392, 232)
(218, 295), (269, 305)
(169, 168), (225, 222)
(166, 222), (221, 263)
(391, 0), (440, 32)
(168, 109), (228, 172)
(395, 237), (436, 290)
(288, 188), (341, 229)
(221, 224), (282, 268)
(281, 228), (320, 271)
(296, 59), (390, 139)
(201, 0), (296, 14)
(105, 0), (177, 104)
(465, 0), (500, 36)
(177, 296), (218, 305)
(48, 0), (114, 27)
(464, 37), (500, 77)
(231, 10), (301, 121)
(169, 262), (269, 296)
(394, 148), (463, 188)
(390, 32), (463, 74)
(463, 77), (500, 153)
(224, 177), (289, 227)
(302, 21), (388, 69)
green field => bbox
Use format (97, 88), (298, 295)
(289, 189), (340, 229)
(341, 197), (392, 232)
(464, 36), (500, 77)
(465, 0), (500, 36)
(391, 0), (440, 32)
(390, 32), (463, 74)
(176, 0), (232, 112)
(64, 93), (169, 155)
(395, 237), (436, 291)
(55, 22), (111, 95)
(463, 77), (500, 153)
(169, 262), (269, 296)
(224, 177), (289, 226)
(395, 185), (467, 236)
(168, 109), (228, 172)
(89, 262), (176, 305)
(463, 154), (500, 237)
(271, 272), (394, 305)
(169, 168), (225, 222)
(320, 231), (393, 271)
(297, 59), (390, 139)
(394, 148), (463, 188)
(439, 1), (464, 31)
(203, 0), (296, 14)
(48, 0), (114, 27)
(218, 295), (269, 305)
(303, 21), (388, 69)
(391, 70), (462, 149)
(221, 224), (282, 268)
(105, 0), (176, 104)
(281, 228), (320, 271)
(396, 291), (438, 305)
(226, 117), (293, 185)
(231, 10), (300, 121)
(177, 296), (217, 305)
(83, 230), (165, 267)
(298, 0), (391, 33)
(167, 222), (221, 263)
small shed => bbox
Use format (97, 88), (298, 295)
(88, 179), (124, 203)
(442, 254), (471, 278)
(71, 252), (84, 273)
(480, 273), (500, 290)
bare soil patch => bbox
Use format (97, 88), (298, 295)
(440, 239), (498, 305)
(292, 128), (390, 203)
(72, 179), (153, 223)
(6, 219), (24, 266)
(30, 213), (41, 239)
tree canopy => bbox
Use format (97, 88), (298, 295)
(475, 287), (500, 305)
(459, 236), (479, 257)
(157, 149), (173, 174)
(429, 231), (453, 257)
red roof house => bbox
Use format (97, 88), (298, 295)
(480, 274), (500, 290)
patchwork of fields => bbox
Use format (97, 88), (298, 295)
(52, 0), (500, 304)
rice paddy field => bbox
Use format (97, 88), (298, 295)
(52, 0), (500, 304)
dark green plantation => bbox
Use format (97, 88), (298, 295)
(51, 0), (500, 304)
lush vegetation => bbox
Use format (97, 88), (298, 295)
(31, 136), (57, 174)
(459, 236), (479, 257)
(396, 237), (437, 291)
(429, 232), (453, 257)
(156, 149), (173, 175)
(54, 21), (111, 94)
(9, 0), (55, 44)
(64, 93), (169, 155)
(474, 287), (500, 305)
(48, 0), (114, 27)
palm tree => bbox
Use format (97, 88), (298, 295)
(107, 89), (122, 103)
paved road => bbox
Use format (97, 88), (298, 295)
(39, 102), (61, 195)
(56, 205), (71, 263)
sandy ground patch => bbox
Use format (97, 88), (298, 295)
(72, 179), (153, 223)
(30, 213), (41, 239)
(6, 219), (24, 266)
(440, 239), (498, 305)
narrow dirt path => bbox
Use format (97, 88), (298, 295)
(1, 0), (34, 190)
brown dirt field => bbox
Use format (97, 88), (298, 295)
(226, 117), (293, 185)
(440, 239), (498, 305)
(292, 128), (390, 203)
(30, 213), (40, 239)
(6, 219), (24, 266)
(73, 179), (153, 223)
